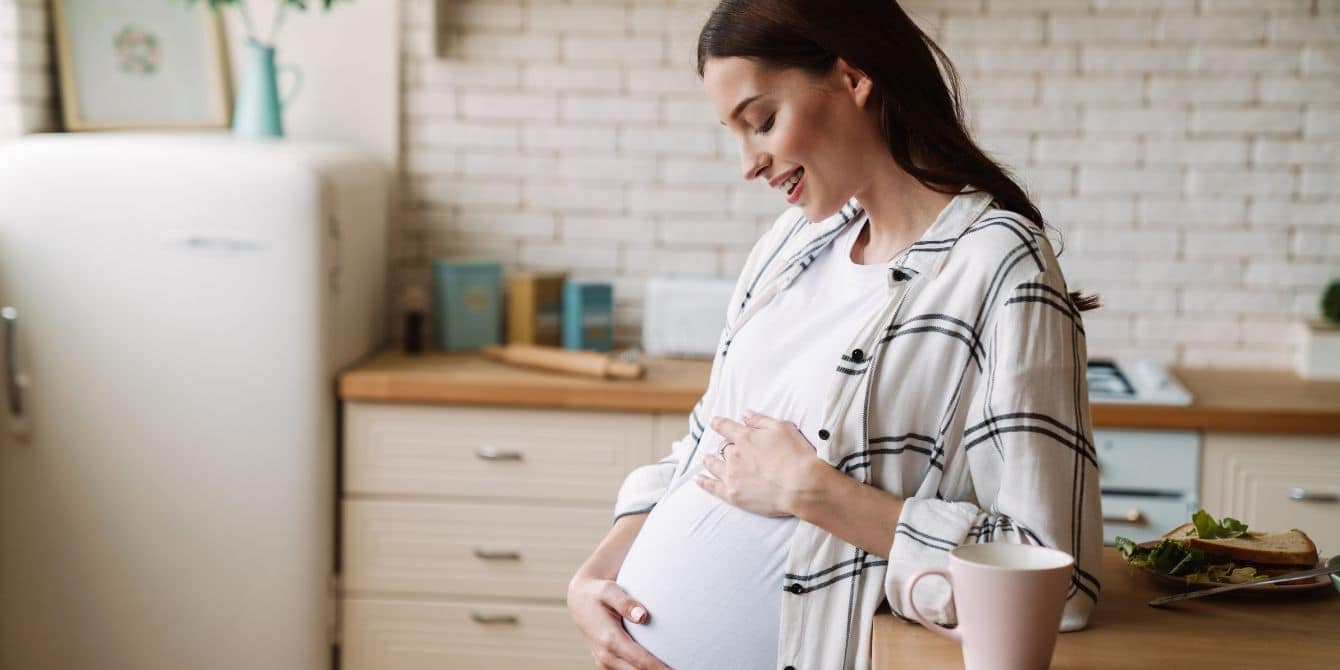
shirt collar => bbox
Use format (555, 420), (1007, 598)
(860, 186), (996, 281)
(771, 187), (995, 293)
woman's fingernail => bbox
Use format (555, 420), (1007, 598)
(630, 606), (647, 623)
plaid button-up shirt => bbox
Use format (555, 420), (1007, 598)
(615, 188), (1102, 670)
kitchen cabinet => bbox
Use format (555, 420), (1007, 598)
(339, 402), (660, 669)
(1200, 432), (1340, 553)
(337, 352), (1340, 668)
(1094, 429), (1200, 545)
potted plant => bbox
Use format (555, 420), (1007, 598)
(186, 0), (349, 138)
(1297, 279), (1340, 380)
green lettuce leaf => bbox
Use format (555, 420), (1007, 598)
(1190, 508), (1252, 539)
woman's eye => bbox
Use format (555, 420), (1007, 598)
(755, 114), (775, 134)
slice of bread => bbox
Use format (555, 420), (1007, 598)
(1162, 523), (1318, 566)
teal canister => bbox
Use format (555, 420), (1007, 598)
(562, 281), (614, 352)
(232, 39), (303, 138)
(432, 259), (503, 351)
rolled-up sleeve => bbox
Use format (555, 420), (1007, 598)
(883, 271), (1103, 631)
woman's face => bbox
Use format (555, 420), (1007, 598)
(703, 56), (878, 221)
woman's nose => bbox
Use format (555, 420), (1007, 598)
(739, 145), (768, 181)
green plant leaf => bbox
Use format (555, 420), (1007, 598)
(1323, 280), (1340, 325)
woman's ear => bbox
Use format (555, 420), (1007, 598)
(834, 57), (874, 107)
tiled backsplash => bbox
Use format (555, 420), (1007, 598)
(397, 0), (1340, 368)
(3, 1), (1337, 369)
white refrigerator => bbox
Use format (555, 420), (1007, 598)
(0, 133), (388, 669)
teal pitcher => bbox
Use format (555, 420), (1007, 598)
(232, 39), (302, 138)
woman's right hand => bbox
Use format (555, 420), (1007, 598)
(567, 571), (671, 670)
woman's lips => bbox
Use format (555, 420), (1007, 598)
(785, 169), (805, 204)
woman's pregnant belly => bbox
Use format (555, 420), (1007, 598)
(615, 471), (799, 670)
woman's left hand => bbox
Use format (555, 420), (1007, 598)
(698, 410), (822, 517)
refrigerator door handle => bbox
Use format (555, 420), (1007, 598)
(1, 306), (23, 420)
(1, 306), (21, 419)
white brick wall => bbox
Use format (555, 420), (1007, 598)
(0, 0), (55, 140)
(399, 0), (1340, 369)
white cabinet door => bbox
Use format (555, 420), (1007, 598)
(343, 500), (611, 599)
(1201, 433), (1340, 555)
(345, 403), (655, 502)
(343, 598), (592, 670)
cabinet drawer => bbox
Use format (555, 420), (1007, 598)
(345, 403), (654, 502)
(1094, 429), (1199, 494)
(343, 500), (610, 599)
(342, 597), (591, 670)
(1202, 433), (1340, 554)
(1099, 494), (1198, 545)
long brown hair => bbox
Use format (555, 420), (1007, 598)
(697, 0), (1098, 311)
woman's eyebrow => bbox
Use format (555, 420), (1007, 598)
(720, 93), (765, 126)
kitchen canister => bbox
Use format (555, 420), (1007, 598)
(562, 280), (614, 352)
(508, 272), (567, 347)
(432, 259), (502, 351)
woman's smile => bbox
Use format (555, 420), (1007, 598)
(771, 166), (806, 204)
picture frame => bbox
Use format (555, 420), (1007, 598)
(52, 0), (232, 131)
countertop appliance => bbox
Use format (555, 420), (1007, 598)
(1086, 358), (1192, 405)
(0, 133), (387, 669)
(641, 275), (736, 358)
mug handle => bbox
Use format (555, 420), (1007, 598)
(901, 567), (961, 642)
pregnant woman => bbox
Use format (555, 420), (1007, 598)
(568, 2), (1103, 669)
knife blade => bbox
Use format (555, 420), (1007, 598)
(1148, 563), (1340, 608)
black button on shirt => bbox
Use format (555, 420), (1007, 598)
(851, 348), (864, 362)
(787, 583), (805, 594)
(817, 429), (830, 440)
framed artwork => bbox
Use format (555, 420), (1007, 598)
(52, 0), (232, 131)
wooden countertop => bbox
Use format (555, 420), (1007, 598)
(871, 548), (1340, 669)
(338, 350), (712, 413)
(339, 351), (1340, 434)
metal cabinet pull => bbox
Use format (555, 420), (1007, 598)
(470, 612), (519, 625)
(2, 306), (22, 418)
(473, 548), (521, 561)
(476, 445), (523, 461)
(1101, 508), (1145, 525)
(1288, 487), (1339, 503)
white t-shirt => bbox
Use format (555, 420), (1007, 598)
(616, 215), (890, 669)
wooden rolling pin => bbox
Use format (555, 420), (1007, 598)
(480, 344), (645, 380)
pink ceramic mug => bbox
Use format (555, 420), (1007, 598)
(902, 543), (1074, 670)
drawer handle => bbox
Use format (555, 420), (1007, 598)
(1102, 509), (1145, 525)
(1288, 487), (1339, 503)
(473, 548), (521, 561)
(471, 612), (519, 625)
(476, 445), (523, 461)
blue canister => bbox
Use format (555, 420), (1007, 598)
(562, 281), (614, 352)
(432, 259), (503, 351)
